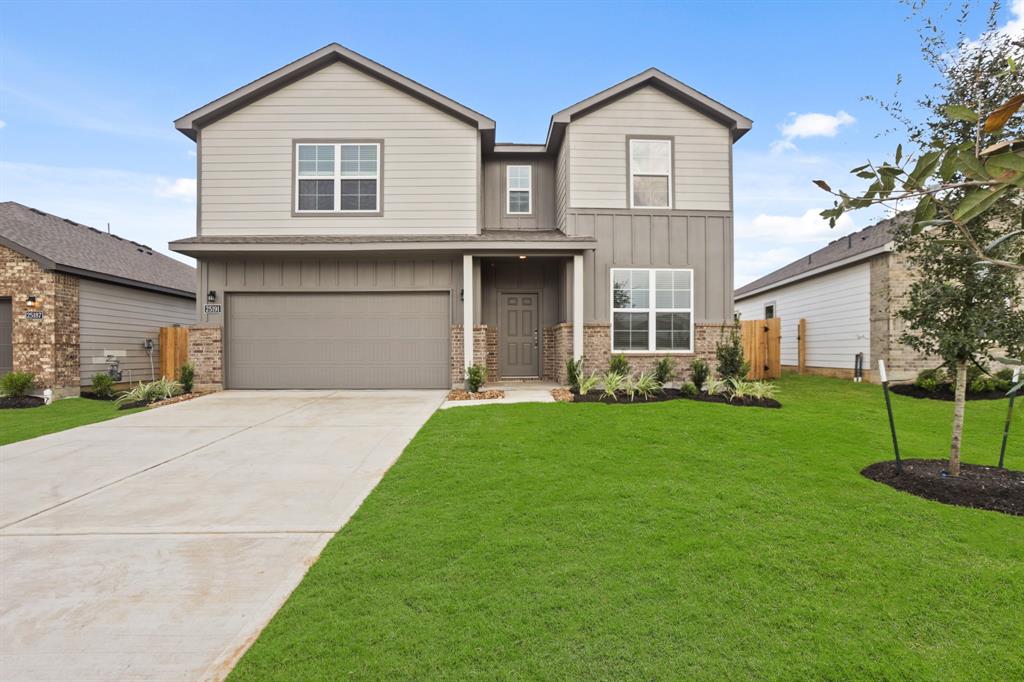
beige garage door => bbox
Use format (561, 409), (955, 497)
(226, 292), (450, 389)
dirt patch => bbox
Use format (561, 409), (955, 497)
(551, 388), (574, 403)
(0, 395), (46, 409)
(570, 388), (781, 408)
(862, 459), (1024, 516)
(447, 389), (505, 401)
(889, 383), (1008, 401)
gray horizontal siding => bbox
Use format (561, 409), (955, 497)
(78, 279), (196, 385)
(481, 156), (556, 230)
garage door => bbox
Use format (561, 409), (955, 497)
(226, 292), (450, 389)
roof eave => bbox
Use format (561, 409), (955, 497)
(734, 242), (894, 301)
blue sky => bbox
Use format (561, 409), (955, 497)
(1, 0), (1020, 285)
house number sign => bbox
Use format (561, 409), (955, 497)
(25, 311), (44, 320)
(204, 304), (222, 314)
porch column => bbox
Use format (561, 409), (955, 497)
(463, 253), (474, 377)
(573, 254), (584, 361)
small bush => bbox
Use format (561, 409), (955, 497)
(608, 353), (630, 375)
(621, 374), (637, 402)
(179, 362), (195, 394)
(466, 364), (487, 393)
(578, 371), (601, 395)
(705, 378), (729, 396)
(634, 371), (662, 400)
(91, 373), (115, 399)
(565, 357), (583, 391)
(602, 371), (626, 400)
(970, 375), (996, 394)
(653, 357), (676, 385)
(114, 378), (183, 408)
(715, 325), (749, 379)
(995, 368), (1015, 382)
(690, 358), (710, 390)
(914, 368), (944, 392)
(0, 372), (35, 397)
(678, 381), (698, 398)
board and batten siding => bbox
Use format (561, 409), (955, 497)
(567, 211), (733, 323)
(734, 262), (871, 370)
(555, 139), (569, 231)
(567, 85), (731, 211)
(198, 255), (463, 326)
(199, 60), (479, 236)
(481, 156), (556, 230)
(78, 279), (196, 385)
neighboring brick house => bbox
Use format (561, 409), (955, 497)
(169, 43), (752, 390)
(734, 216), (938, 383)
(0, 202), (197, 397)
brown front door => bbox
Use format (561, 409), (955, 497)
(499, 293), (539, 377)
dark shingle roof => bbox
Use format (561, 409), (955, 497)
(0, 202), (196, 296)
(735, 215), (901, 299)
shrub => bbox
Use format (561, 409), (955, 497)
(466, 364), (487, 393)
(970, 375), (997, 394)
(565, 357), (583, 391)
(91, 373), (115, 399)
(0, 372), (35, 397)
(608, 353), (630, 375)
(705, 378), (729, 396)
(601, 371), (625, 400)
(114, 378), (183, 408)
(179, 362), (195, 394)
(690, 358), (710, 390)
(747, 380), (779, 401)
(578, 371), (601, 395)
(914, 368), (944, 392)
(715, 326), (749, 379)
(653, 357), (676, 385)
(634, 371), (662, 400)
(621, 374), (637, 402)
(678, 381), (698, 398)
(994, 368), (1015, 392)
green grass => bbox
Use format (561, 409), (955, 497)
(231, 375), (1024, 681)
(0, 397), (142, 445)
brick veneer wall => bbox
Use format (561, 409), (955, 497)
(188, 324), (223, 391)
(450, 325), (496, 387)
(870, 251), (937, 381)
(0, 244), (80, 396)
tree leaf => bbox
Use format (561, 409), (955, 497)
(953, 186), (1009, 223)
(907, 150), (943, 187)
(939, 150), (958, 182)
(983, 94), (1024, 133)
(956, 151), (990, 180)
(895, 144), (903, 165)
(813, 179), (832, 192)
(984, 229), (1024, 253)
(914, 195), (936, 225)
(985, 152), (1024, 174)
(849, 163), (870, 173)
(945, 104), (979, 123)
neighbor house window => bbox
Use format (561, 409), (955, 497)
(611, 268), (693, 352)
(507, 165), (532, 214)
(764, 303), (775, 319)
(629, 138), (672, 209)
(295, 142), (380, 213)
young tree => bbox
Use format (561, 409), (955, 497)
(816, 0), (1024, 474)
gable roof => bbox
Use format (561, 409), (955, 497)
(0, 202), (196, 297)
(734, 215), (902, 300)
(174, 43), (496, 141)
(545, 67), (753, 151)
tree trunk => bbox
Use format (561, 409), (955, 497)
(949, 359), (968, 476)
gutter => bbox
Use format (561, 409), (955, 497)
(735, 242), (894, 301)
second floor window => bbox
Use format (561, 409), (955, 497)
(629, 138), (672, 209)
(296, 142), (380, 213)
(507, 165), (532, 214)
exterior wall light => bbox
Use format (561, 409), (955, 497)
(518, 255), (528, 260)
(26, 296), (37, 308)
(207, 290), (217, 303)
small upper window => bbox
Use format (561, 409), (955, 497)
(764, 303), (775, 319)
(507, 165), (532, 215)
(296, 142), (380, 213)
(629, 138), (672, 209)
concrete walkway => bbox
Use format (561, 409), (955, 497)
(0, 389), (444, 681)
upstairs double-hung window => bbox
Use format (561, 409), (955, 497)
(295, 142), (380, 213)
(507, 165), (532, 214)
(629, 138), (672, 209)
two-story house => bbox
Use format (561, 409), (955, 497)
(169, 43), (751, 390)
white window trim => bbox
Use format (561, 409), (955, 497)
(629, 138), (673, 209)
(506, 164), (532, 215)
(610, 267), (694, 354)
(295, 142), (381, 214)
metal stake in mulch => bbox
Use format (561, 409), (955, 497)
(998, 366), (1021, 469)
(879, 360), (902, 474)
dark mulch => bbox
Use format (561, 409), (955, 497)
(117, 400), (150, 410)
(80, 391), (116, 401)
(890, 383), (1008, 401)
(0, 395), (46, 409)
(572, 388), (781, 409)
(862, 458), (1024, 516)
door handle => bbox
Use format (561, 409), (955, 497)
(533, 329), (539, 349)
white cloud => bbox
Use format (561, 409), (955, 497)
(0, 161), (196, 264)
(187, 149), (197, 158)
(0, 120), (6, 129)
(738, 208), (856, 245)
(780, 111), (856, 140)
(155, 177), (197, 201)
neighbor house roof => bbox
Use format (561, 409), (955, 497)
(0, 202), (196, 297)
(734, 215), (902, 300)
(174, 43), (496, 142)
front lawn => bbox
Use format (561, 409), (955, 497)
(0, 397), (142, 445)
(231, 375), (1024, 680)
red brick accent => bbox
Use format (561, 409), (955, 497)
(0, 244), (80, 396)
(543, 323), (574, 383)
(581, 322), (727, 383)
(450, 325), (497, 387)
(187, 324), (223, 391)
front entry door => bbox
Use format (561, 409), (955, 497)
(500, 293), (540, 377)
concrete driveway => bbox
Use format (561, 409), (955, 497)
(0, 389), (444, 681)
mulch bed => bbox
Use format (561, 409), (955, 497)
(569, 388), (781, 408)
(80, 391), (116, 401)
(862, 458), (1024, 516)
(447, 389), (505, 401)
(0, 395), (46, 409)
(890, 383), (1009, 401)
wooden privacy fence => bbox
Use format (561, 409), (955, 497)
(741, 318), (782, 380)
(159, 326), (189, 380)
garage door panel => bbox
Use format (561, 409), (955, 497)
(226, 292), (450, 389)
